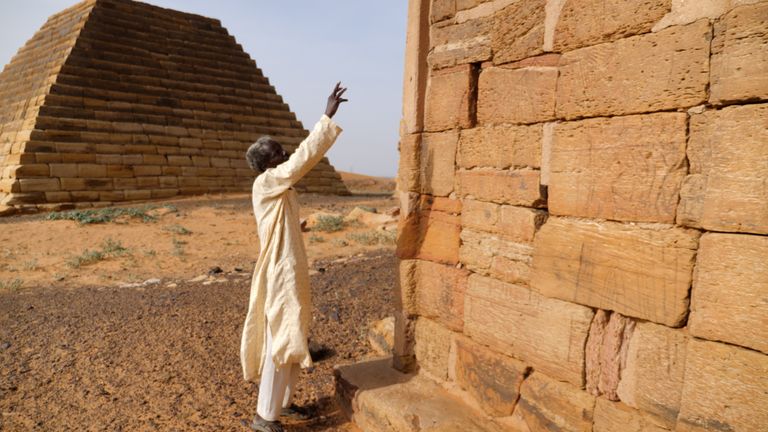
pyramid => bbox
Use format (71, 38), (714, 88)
(0, 0), (349, 211)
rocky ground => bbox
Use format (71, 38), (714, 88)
(0, 173), (397, 431)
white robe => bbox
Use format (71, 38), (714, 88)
(240, 114), (342, 382)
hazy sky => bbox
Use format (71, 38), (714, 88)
(0, 1), (407, 177)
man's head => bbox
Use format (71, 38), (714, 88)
(246, 136), (290, 173)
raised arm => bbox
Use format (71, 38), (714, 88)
(256, 83), (347, 196)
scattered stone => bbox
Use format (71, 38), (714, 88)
(119, 282), (143, 289)
(207, 266), (223, 275)
(300, 218), (309, 232)
(165, 283), (178, 288)
(143, 278), (161, 286)
(188, 275), (208, 283)
(0, 205), (17, 217)
(386, 206), (400, 217)
(233, 267), (243, 272)
(367, 316), (395, 356)
(1, 342), (10, 350)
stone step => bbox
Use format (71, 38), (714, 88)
(334, 357), (507, 432)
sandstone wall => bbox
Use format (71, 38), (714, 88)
(0, 0), (348, 213)
(396, 1), (767, 431)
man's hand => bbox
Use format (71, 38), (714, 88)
(325, 82), (348, 119)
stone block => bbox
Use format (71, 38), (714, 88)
(13, 164), (50, 177)
(106, 165), (133, 178)
(478, 66), (556, 124)
(531, 218), (700, 326)
(511, 372), (595, 432)
(453, 336), (530, 416)
(491, 0), (545, 64)
(549, 113), (687, 223)
(689, 233), (768, 354)
(424, 64), (476, 131)
(429, 14), (492, 69)
(415, 260), (468, 331)
(133, 165), (161, 176)
(77, 163), (107, 178)
(677, 339), (768, 432)
(554, 0), (671, 52)
(420, 131), (457, 196)
(593, 399), (670, 432)
(710, 2), (768, 104)
(460, 228), (533, 285)
(457, 124), (540, 169)
(461, 199), (546, 243)
(616, 322), (687, 427)
(398, 133), (420, 192)
(458, 169), (544, 207)
(19, 178), (60, 192)
(414, 317), (453, 381)
(124, 190), (152, 200)
(398, 208), (461, 265)
(678, 104), (768, 234)
(557, 20), (710, 119)
(402, 0), (430, 135)
(464, 274), (594, 385)
(431, 0), (456, 23)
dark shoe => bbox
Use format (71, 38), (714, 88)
(280, 403), (313, 421)
(250, 414), (284, 432)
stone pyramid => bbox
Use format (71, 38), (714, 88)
(0, 0), (349, 211)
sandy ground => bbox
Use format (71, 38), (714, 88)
(0, 172), (397, 431)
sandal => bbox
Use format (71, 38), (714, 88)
(249, 415), (284, 432)
(280, 403), (313, 421)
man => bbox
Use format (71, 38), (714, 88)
(241, 83), (347, 432)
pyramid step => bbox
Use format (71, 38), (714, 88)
(334, 358), (506, 432)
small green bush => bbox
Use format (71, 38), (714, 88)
(46, 204), (177, 225)
(313, 215), (345, 233)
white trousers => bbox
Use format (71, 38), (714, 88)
(257, 327), (300, 421)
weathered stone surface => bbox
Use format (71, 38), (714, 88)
(460, 228), (534, 286)
(617, 322), (687, 427)
(397, 259), (418, 316)
(420, 131), (458, 196)
(429, 15), (493, 69)
(398, 134), (420, 193)
(424, 64), (476, 132)
(677, 339), (768, 432)
(431, 0), (456, 23)
(550, 113), (687, 223)
(585, 310), (635, 401)
(689, 233), (768, 354)
(458, 169), (544, 207)
(415, 260), (468, 331)
(457, 124), (541, 169)
(711, 3), (768, 103)
(652, 0), (756, 31)
(336, 358), (504, 432)
(453, 336), (530, 417)
(554, 0), (671, 52)
(531, 218), (700, 326)
(557, 20), (710, 119)
(465, 274), (594, 385)
(491, 0), (545, 64)
(461, 199), (546, 243)
(511, 372), (595, 432)
(478, 66), (557, 124)
(593, 399), (670, 432)
(414, 317), (454, 380)
(678, 104), (768, 234)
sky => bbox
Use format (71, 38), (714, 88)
(0, 1), (407, 177)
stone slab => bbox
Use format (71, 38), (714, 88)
(429, 14), (493, 69)
(677, 339), (768, 432)
(460, 227), (534, 286)
(550, 113), (687, 223)
(458, 169), (544, 207)
(461, 199), (547, 243)
(491, 0), (545, 64)
(710, 2), (768, 104)
(593, 399), (671, 432)
(464, 274), (594, 386)
(420, 131), (458, 196)
(478, 66), (557, 124)
(414, 317), (454, 380)
(531, 218), (700, 326)
(557, 20), (710, 119)
(453, 336), (530, 417)
(616, 322), (687, 427)
(511, 371), (595, 432)
(457, 123), (541, 169)
(415, 260), (468, 332)
(424, 64), (476, 132)
(689, 233), (768, 354)
(678, 104), (768, 234)
(554, 0), (671, 52)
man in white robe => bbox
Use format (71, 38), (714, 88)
(241, 83), (347, 432)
